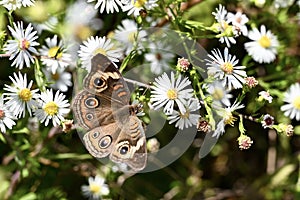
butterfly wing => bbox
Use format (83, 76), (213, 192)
(72, 90), (115, 130)
(83, 124), (120, 158)
(84, 54), (130, 107)
(109, 116), (147, 171)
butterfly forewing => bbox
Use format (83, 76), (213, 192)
(72, 90), (115, 130)
(84, 54), (131, 107)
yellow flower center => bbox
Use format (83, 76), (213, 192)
(221, 62), (234, 74)
(258, 35), (271, 48)
(94, 48), (107, 56)
(48, 46), (63, 59)
(43, 101), (58, 116)
(0, 109), (5, 119)
(132, 0), (146, 8)
(292, 96), (300, 110)
(51, 73), (60, 81)
(224, 111), (236, 126)
(19, 39), (30, 50)
(212, 88), (224, 100)
(18, 88), (32, 102)
(180, 111), (190, 119)
(89, 183), (101, 194)
(167, 89), (178, 100)
(221, 20), (229, 31)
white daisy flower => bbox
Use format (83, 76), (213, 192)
(150, 72), (194, 114)
(65, 0), (101, 40)
(87, 0), (123, 14)
(281, 83), (300, 121)
(122, 0), (158, 16)
(0, 95), (16, 133)
(0, 0), (35, 11)
(114, 19), (147, 55)
(206, 81), (232, 106)
(4, 72), (40, 118)
(244, 25), (279, 64)
(34, 89), (70, 127)
(39, 35), (72, 74)
(206, 47), (247, 90)
(167, 98), (201, 130)
(145, 42), (175, 75)
(78, 36), (123, 72)
(214, 101), (245, 138)
(43, 68), (72, 92)
(81, 175), (110, 200)
(4, 21), (39, 69)
(212, 4), (237, 47)
(226, 11), (249, 36)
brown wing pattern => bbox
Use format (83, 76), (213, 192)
(73, 53), (147, 171)
(72, 90), (115, 130)
(110, 116), (147, 171)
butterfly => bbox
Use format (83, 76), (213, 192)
(72, 54), (147, 171)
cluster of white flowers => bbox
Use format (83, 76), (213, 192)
(0, 21), (71, 132)
(0, 0), (158, 15)
(212, 5), (279, 64)
(87, 0), (158, 15)
(212, 4), (248, 47)
(205, 4), (295, 141)
(150, 72), (201, 130)
(3, 21), (73, 93)
(2, 72), (70, 130)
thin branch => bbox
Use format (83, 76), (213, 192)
(124, 77), (151, 88)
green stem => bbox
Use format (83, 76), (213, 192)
(34, 57), (46, 91)
(238, 114), (246, 135)
(197, 82), (215, 130)
(7, 10), (14, 27)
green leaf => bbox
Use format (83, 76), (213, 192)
(12, 127), (29, 134)
(270, 164), (296, 187)
(0, 133), (6, 143)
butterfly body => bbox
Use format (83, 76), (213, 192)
(72, 54), (147, 171)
